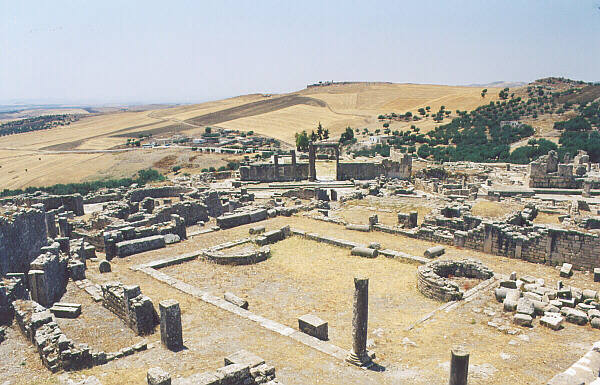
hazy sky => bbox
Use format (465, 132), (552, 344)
(1, 1), (599, 105)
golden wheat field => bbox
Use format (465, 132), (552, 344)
(0, 83), (506, 189)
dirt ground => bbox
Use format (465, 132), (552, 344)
(3, 205), (600, 384)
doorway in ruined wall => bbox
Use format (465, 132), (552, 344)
(309, 142), (340, 181)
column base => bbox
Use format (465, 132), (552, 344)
(346, 350), (374, 368)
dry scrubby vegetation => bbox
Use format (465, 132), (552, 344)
(318, 79), (600, 164)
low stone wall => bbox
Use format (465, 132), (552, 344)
(547, 341), (600, 385)
(114, 235), (166, 258)
(337, 157), (411, 180)
(239, 162), (309, 182)
(204, 245), (271, 265)
(417, 259), (493, 302)
(18, 194), (84, 216)
(217, 209), (268, 229)
(127, 186), (191, 202)
(0, 274), (28, 323)
(13, 300), (147, 373)
(101, 282), (158, 335)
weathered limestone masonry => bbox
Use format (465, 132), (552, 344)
(239, 161), (309, 182)
(29, 250), (68, 308)
(173, 350), (283, 385)
(127, 186), (191, 202)
(0, 274), (28, 323)
(547, 341), (600, 385)
(13, 300), (148, 373)
(114, 235), (166, 258)
(337, 156), (412, 181)
(101, 282), (158, 335)
(17, 193), (84, 216)
(417, 260), (494, 302)
(375, 203), (600, 271)
(217, 208), (268, 229)
(528, 149), (593, 188)
(0, 206), (47, 276)
(159, 299), (183, 351)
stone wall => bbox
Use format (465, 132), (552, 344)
(101, 282), (158, 335)
(29, 250), (68, 308)
(417, 259), (493, 301)
(239, 163), (309, 182)
(18, 194), (84, 216)
(0, 274), (28, 323)
(217, 209), (268, 229)
(337, 157), (411, 180)
(13, 300), (147, 373)
(127, 186), (191, 202)
(0, 206), (48, 276)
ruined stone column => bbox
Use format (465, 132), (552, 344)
(449, 348), (469, 385)
(346, 277), (372, 367)
(335, 147), (340, 181)
(308, 142), (316, 181)
(291, 150), (297, 166)
(273, 153), (279, 166)
(160, 299), (183, 351)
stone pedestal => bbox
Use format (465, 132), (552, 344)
(346, 277), (373, 367)
(159, 299), (183, 351)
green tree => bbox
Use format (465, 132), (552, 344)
(323, 129), (329, 140)
(205, 126), (212, 134)
(481, 89), (488, 98)
(340, 126), (354, 143)
(295, 130), (309, 151)
(316, 122), (323, 140)
(310, 130), (317, 142)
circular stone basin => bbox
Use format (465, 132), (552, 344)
(203, 244), (270, 265)
(417, 259), (493, 301)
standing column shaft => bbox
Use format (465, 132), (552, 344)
(347, 277), (372, 366)
(449, 348), (469, 385)
(308, 142), (316, 181)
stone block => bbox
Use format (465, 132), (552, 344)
(540, 314), (564, 330)
(159, 300), (183, 351)
(147, 367), (171, 385)
(560, 263), (573, 278)
(513, 313), (533, 327)
(224, 292), (248, 310)
(50, 303), (81, 318)
(298, 314), (328, 341)
(566, 309), (589, 325)
(224, 350), (265, 368)
(594, 268), (600, 283)
(503, 299), (518, 312)
(516, 298), (535, 317)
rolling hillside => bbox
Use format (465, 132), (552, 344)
(0, 82), (515, 189)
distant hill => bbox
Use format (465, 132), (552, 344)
(464, 81), (527, 88)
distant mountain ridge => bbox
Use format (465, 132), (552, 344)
(464, 81), (527, 88)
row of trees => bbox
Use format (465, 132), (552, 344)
(0, 168), (164, 198)
(0, 114), (78, 136)
(294, 122), (331, 151)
